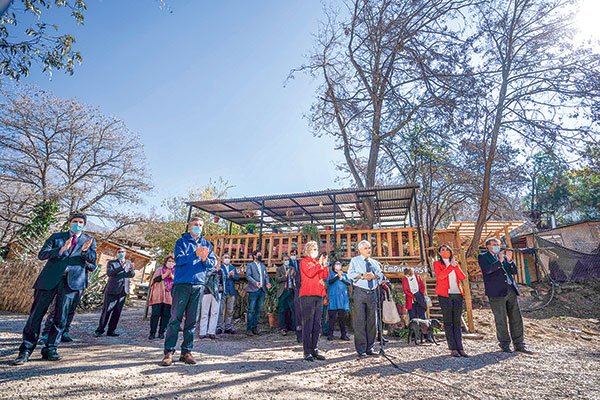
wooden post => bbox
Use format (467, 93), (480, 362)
(456, 231), (475, 333)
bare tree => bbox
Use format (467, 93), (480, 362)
(0, 86), (152, 245)
(291, 0), (474, 225)
(465, 0), (600, 255)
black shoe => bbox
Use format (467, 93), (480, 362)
(12, 351), (30, 365)
(148, 334), (155, 340)
(158, 333), (165, 339)
(304, 355), (315, 362)
(41, 348), (62, 361)
(246, 330), (254, 336)
(224, 329), (235, 334)
(366, 349), (378, 356)
(61, 332), (73, 343)
(38, 335), (48, 346)
(499, 344), (512, 353)
(94, 331), (103, 337)
(515, 344), (533, 354)
(357, 353), (368, 358)
(340, 335), (351, 341)
(312, 352), (326, 360)
(208, 334), (217, 339)
(107, 332), (120, 337)
(252, 329), (261, 336)
(327, 336), (334, 341)
(216, 329), (223, 335)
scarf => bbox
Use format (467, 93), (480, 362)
(161, 266), (174, 292)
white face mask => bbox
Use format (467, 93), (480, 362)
(334, 264), (342, 271)
(223, 258), (230, 265)
(310, 250), (319, 259)
(166, 261), (175, 268)
(290, 255), (296, 261)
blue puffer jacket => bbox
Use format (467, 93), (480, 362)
(173, 232), (216, 285)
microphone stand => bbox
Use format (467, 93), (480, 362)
(375, 278), (400, 369)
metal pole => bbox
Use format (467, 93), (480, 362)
(258, 200), (265, 251)
(228, 221), (233, 235)
(413, 191), (426, 265)
(332, 194), (337, 248)
(185, 205), (193, 233)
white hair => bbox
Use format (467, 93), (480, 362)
(357, 240), (371, 251)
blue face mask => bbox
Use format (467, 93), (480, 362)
(284, 260), (290, 266)
(192, 226), (202, 236)
(117, 252), (126, 259)
(491, 245), (501, 254)
(70, 222), (84, 233)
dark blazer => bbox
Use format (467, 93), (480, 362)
(245, 261), (268, 293)
(34, 231), (97, 291)
(477, 251), (519, 297)
(220, 264), (239, 296)
(289, 258), (301, 290)
(275, 264), (294, 297)
(105, 259), (136, 295)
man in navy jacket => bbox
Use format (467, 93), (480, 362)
(13, 213), (97, 365)
(478, 238), (532, 354)
(94, 247), (135, 337)
(161, 217), (216, 366)
(289, 248), (303, 343)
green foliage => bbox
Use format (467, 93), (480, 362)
(78, 265), (107, 311)
(530, 150), (571, 216)
(570, 144), (600, 219)
(301, 223), (320, 242)
(263, 277), (278, 313)
(18, 199), (60, 243)
(0, 0), (87, 79)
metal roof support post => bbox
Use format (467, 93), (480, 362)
(258, 200), (265, 251)
(185, 205), (193, 234)
(332, 194), (337, 249)
(228, 221), (233, 235)
(412, 191), (426, 265)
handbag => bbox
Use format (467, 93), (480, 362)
(382, 290), (402, 324)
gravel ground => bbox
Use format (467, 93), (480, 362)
(1, 301), (599, 400)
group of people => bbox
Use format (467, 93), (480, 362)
(11, 212), (532, 367)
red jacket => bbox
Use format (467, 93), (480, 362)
(433, 260), (466, 297)
(402, 275), (425, 310)
(299, 257), (329, 297)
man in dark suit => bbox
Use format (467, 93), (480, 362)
(245, 249), (271, 336)
(478, 238), (532, 354)
(275, 255), (295, 335)
(94, 247), (135, 337)
(289, 248), (303, 343)
(12, 213), (97, 365)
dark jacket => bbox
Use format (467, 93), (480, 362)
(275, 263), (294, 298)
(105, 259), (136, 295)
(34, 231), (97, 291)
(289, 258), (301, 291)
(221, 264), (239, 296)
(477, 251), (519, 297)
(245, 261), (269, 293)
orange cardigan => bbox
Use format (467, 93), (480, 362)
(433, 260), (466, 297)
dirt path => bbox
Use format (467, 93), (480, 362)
(1, 303), (599, 400)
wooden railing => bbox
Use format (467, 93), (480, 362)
(205, 227), (422, 267)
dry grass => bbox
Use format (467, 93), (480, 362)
(0, 258), (42, 313)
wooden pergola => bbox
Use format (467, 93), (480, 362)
(447, 221), (526, 246)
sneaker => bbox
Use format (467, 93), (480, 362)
(12, 351), (30, 366)
(160, 353), (173, 367)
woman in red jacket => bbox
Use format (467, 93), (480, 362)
(299, 240), (329, 362)
(433, 244), (467, 357)
(402, 268), (427, 320)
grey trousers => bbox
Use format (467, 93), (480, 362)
(217, 294), (235, 331)
(352, 286), (377, 354)
(488, 288), (524, 346)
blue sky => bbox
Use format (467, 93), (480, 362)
(23, 0), (346, 214)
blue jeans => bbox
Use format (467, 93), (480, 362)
(164, 283), (203, 355)
(246, 290), (265, 331)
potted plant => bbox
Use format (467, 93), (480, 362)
(301, 223), (320, 241)
(264, 278), (279, 328)
(245, 223), (256, 234)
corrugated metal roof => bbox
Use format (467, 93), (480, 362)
(187, 184), (419, 228)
